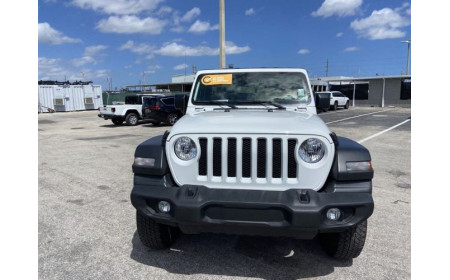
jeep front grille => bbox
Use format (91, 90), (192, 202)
(198, 136), (298, 181)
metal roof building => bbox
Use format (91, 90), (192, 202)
(311, 75), (411, 108)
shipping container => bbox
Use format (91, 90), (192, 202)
(38, 84), (103, 113)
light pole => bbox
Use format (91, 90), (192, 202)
(401, 40), (411, 75)
(219, 0), (226, 68)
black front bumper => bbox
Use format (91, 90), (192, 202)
(131, 175), (374, 239)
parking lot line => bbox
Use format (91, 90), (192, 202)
(319, 109), (350, 115)
(325, 109), (394, 124)
(358, 118), (411, 144)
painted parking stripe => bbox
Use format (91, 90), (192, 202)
(319, 109), (350, 115)
(358, 119), (411, 144)
(325, 109), (394, 124)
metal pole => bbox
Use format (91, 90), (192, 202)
(353, 81), (356, 107)
(219, 0), (226, 68)
(406, 42), (411, 75)
(381, 78), (385, 108)
(401, 40), (411, 75)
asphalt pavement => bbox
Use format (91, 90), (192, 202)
(38, 106), (411, 280)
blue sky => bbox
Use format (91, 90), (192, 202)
(38, 0), (411, 89)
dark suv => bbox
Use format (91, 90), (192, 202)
(142, 94), (189, 125)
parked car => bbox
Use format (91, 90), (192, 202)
(142, 94), (189, 125)
(131, 68), (374, 260)
(329, 91), (350, 110)
(98, 93), (164, 126)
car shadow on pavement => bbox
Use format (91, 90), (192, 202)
(130, 231), (352, 280)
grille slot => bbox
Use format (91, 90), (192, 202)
(198, 138), (207, 175)
(272, 139), (282, 178)
(257, 139), (267, 178)
(288, 139), (297, 178)
(213, 138), (222, 176)
(242, 138), (252, 178)
(227, 138), (237, 177)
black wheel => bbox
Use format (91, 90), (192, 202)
(111, 118), (123, 125)
(333, 102), (338, 111)
(345, 101), (350, 109)
(151, 121), (160, 126)
(167, 113), (179, 125)
(319, 220), (367, 260)
(136, 211), (178, 249)
(323, 107), (329, 112)
(125, 113), (139, 126)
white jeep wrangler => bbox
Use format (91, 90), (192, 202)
(131, 68), (374, 260)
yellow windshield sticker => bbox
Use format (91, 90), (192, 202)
(201, 74), (233, 85)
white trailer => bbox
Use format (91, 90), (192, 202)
(38, 84), (104, 113)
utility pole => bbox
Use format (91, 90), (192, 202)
(325, 59), (329, 77)
(401, 40), (411, 75)
(142, 72), (146, 91)
(219, 0), (226, 68)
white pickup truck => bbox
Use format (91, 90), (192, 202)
(98, 94), (163, 126)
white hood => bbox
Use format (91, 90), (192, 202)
(168, 110), (332, 142)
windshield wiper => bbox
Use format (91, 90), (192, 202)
(259, 101), (286, 110)
(236, 101), (286, 110)
(204, 101), (238, 109)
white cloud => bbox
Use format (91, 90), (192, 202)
(155, 41), (250, 57)
(350, 8), (410, 40)
(174, 63), (188, 70)
(84, 45), (108, 56)
(70, 0), (164, 15)
(336, 32), (344, 37)
(344, 46), (360, 52)
(71, 45), (109, 67)
(39, 57), (66, 80)
(39, 57), (109, 81)
(96, 15), (168, 34)
(157, 6), (173, 15)
(124, 65), (133, 69)
(181, 7), (201, 22)
(298, 49), (310, 55)
(188, 20), (219, 34)
(119, 40), (155, 54)
(72, 56), (96, 67)
(312, 0), (362, 18)
(245, 8), (255, 16)
(170, 26), (185, 33)
(38, 22), (81, 45)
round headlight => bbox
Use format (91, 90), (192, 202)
(298, 138), (326, 163)
(174, 137), (197, 160)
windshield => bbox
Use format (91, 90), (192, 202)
(192, 72), (311, 106)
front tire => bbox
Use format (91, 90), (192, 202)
(319, 220), (368, 260)
(136, 211), (178, 249)
(345, 101), (350, 109)
(125, 113), (139, 126)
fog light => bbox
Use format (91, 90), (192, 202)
(326, 208), (341, 221)
(158, 201), (171, 213)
